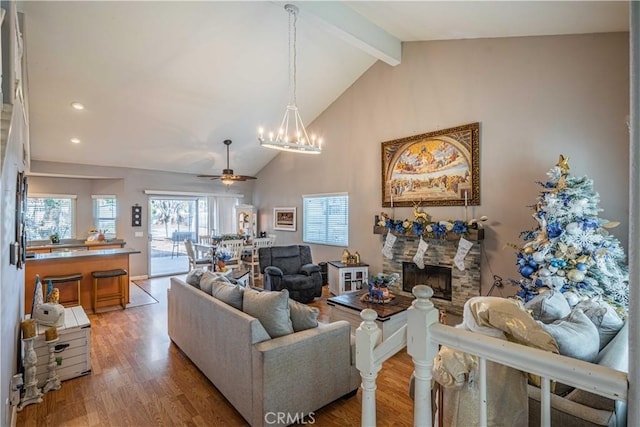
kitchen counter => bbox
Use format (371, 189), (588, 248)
(26, 239), (126, 253)
(25, 247), (141, 314)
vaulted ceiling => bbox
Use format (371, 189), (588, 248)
(20, 1), (628, 177)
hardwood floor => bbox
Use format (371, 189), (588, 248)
(17, 277), (416, 426)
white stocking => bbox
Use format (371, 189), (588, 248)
(382, 232), (397, 259)
(454, 237), (473, 270)
(413, 237), (429, 269)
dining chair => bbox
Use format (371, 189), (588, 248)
(219, 239), (245, 269)
(247, 237), (273, 287)
(184, 239), (212, 270)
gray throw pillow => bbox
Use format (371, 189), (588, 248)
(199, 271), (231, 294)
(574, 299), (624, 350)
(288, 299), (319, 332)
(525, 290), (571, 323)
(210, 280), (244, 310)
(243, 289), (293, 338)
(185, 268), (206, 287)
(539, 308), (599, 362)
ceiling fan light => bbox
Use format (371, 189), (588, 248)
(221, 178), (234, 186)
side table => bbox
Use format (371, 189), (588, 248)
(328, 261), (369, 296)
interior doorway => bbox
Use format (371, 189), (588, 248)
(148, 196), (209, 277)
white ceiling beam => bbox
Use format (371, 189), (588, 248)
(292, 1), (402, 66)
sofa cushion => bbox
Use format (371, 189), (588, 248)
(574, 299), (624, 350)
(186, 268), (206, 287)
(288, 299), (319, 332)
(199, 271), (232, 294)
(525, 290), (571, 323)
(211, 281), (244, 310)
(539, 308), (599, 362)
(243, 289), (294, 338)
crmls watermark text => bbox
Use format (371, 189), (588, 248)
(264, 412), (316, 425)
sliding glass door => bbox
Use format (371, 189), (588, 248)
(148, 196), (208, 277)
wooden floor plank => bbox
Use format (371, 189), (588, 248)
(17, 277), (417, 426)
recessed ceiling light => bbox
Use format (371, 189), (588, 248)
(70, 138), (81, 144)
(70, 102), (85, 110)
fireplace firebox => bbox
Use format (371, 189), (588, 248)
(402, 262), (452, 301)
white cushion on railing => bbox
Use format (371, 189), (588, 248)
(539, 308), (599, 362)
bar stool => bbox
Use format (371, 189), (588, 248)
(91, 269), (127, 312)
(41, 273), (83, 307)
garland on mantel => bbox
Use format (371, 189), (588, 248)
(377, 211), (488, 240)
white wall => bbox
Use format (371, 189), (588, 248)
(254, 33), (630, 296)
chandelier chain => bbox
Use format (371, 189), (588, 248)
(289, 6), (297, 106)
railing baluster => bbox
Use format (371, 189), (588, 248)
(407, 285), (439, 427)
(479, 357), (487, 427)
(356, 309), (382, 427)
(541, 376), (551, 427)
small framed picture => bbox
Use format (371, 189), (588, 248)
(273, 207), (296, 231)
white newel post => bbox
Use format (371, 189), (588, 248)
(407, 285), (440, 427)
(356, 308), (382, 427)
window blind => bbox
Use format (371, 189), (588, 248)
(93, 196), (117, 237)
(303, 193), (348, 246)
(25, 196), (76, 240)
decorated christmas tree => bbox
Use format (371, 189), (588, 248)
(511, 155), (629, 317)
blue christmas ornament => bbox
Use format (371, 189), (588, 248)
(519, 265), (535, 278)
(576, 263), (587, 271)
(547, 222), (564, 239)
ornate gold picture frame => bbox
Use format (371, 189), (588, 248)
(381, 122), (480, 207)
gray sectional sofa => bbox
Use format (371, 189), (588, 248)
(167, 277), (359, 426)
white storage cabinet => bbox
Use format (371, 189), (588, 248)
(32, 306), (92, 386)
(328, 261), (369, 296)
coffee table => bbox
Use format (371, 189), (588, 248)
(327, 292), (414, 339)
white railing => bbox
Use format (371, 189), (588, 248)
(355, 285), (628, 427)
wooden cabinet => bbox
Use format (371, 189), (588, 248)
(328, 261), (369, 296)
(32, 306), (91, 386)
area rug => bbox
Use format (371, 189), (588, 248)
(127, 282), (159, 308)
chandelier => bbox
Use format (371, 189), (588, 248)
(258, 4), (322, 154)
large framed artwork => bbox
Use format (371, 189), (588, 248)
(273, 207), (296, 231)
(381, 122), (480, 207)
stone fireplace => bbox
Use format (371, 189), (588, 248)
(380, 232), (482, 315)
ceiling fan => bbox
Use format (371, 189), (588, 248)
(198, 139), (257, 185)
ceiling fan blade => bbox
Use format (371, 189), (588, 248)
(197, 174), (223, 178)
(197, 139), (257, 181)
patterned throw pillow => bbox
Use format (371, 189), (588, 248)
(243, 289), (294, 338)
(185, 268), (206, 287)
(574, 299), (624, 350)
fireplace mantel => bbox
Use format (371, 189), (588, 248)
(373, 225), (484, 241)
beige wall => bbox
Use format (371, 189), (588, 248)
(0, 102), (28, 426)
(254, 33), (630, 296)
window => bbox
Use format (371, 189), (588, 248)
(25, 194), (77, 240)
(303, 193), (348, 246)
(93, 195), (117, 238)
